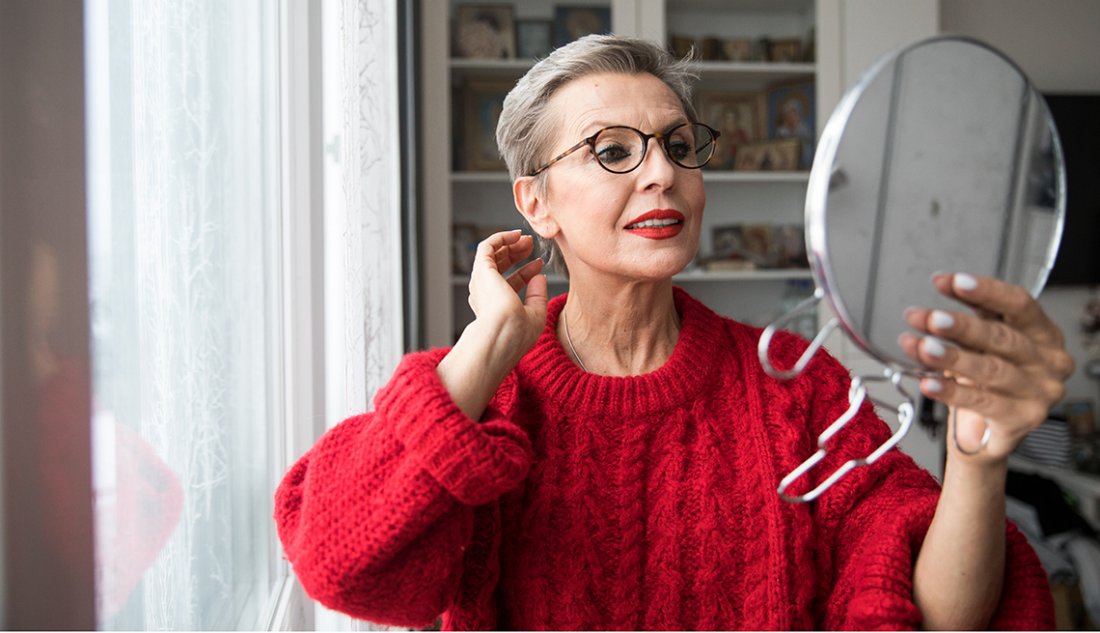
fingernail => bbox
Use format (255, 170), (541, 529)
(931, 270), (949, 283)
(923, 378), (944, 393)
(922, 336), (947, 357)
(954, 273), (978, 291)
(904, 306), (920, 319)
(930, 310), (955, 330)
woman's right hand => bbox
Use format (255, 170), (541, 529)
(437, 230), (548, 421)
(467, 229), (548, 362)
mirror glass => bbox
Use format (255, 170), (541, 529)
(806, 36), (1065, 373)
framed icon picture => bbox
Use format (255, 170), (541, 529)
(461, 80), (513, 171)
(454, 5), (516, 59)
(553, 6), (611, 47)
(695, 91), (765, 170)
(766, 79), (815, 169)
(516, 19), (553, 59)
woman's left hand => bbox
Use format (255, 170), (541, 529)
(898, 272), (1076, 462)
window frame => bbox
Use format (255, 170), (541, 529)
(264, 0), (326, 630)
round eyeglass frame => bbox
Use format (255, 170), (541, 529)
(527, 122), (721, 176)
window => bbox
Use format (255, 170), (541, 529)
(86, 0), (285, 628)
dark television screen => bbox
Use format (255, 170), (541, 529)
(1045, 93), (1100, 285)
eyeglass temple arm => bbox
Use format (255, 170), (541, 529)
(529, 137), (591, 176)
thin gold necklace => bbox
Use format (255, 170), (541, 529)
(562, 308), (589, 372)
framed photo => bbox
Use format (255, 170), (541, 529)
(461, 80), (513, 171)
(454, 5), (516, 59)
(775, 224), (808, 268)
(733, 139), (801, 172)
(553, 6), (611, 47)
(695, 91), (765, 170)
(722, 38), (755, 62)
(516, 19), (553, 59)
(710, 224), (775, 268)
(733, 142), (766, 171)
(762, 138), (801, 171)
(669, 35), (695, 59)
(766, 79), (815, 169)
(767, 37), (803, 62)
(452, 223), (480, 274)
(711, 225), (743, 260)
(739, 224), (775, 266)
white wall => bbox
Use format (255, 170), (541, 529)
(941, 0), (1100, 408)
(940, 0), (1100, 93)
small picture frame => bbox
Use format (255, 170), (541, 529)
(516, 19), (553, 59)
(553, 6), (611, 48)
(454, 5), (516, 60)
(762, 138), (802, 171)
(461, 80), (513, 171)
(695, 91), (766, 170)
(710, 224), (776, 268)
(452, 223), (480, 274)
(668, 34), (696, 59)
(711, 225), (743, 260)
(739, 224), (775, 267)
(722, 38), (755, 62)
(766, 79), (816, 169)
(733, 141), (767, 171)
(775, 224), (808, 269)
(733, 139), (801, 172)
(767, 37), (803, 63)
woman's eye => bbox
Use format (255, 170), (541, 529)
(596, 143), (632, 164)
(668, 140), (693, 161)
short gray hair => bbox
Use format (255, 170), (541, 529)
(495, 34), (699, 275)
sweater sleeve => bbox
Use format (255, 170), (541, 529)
(794, 349), (1054, 630)
(273, 349), (532, 627)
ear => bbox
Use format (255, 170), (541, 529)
(513, 176), (559, 239)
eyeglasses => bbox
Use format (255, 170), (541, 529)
(528, 122), (721, 176)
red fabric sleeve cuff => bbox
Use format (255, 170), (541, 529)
(373, 350), (533, 506)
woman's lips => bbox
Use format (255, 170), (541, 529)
(624, 209), (685, 240)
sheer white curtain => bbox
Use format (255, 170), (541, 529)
(324, 0), (404, 414)
(319, 0), (404, 629)
(87, 0), (283, 629)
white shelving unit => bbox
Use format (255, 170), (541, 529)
(419, 0), (835, 345)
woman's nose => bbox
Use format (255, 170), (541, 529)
(635, 138), (676, 190)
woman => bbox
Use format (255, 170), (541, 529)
(275, 35), (1072, 629)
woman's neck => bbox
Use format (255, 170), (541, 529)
(559, 276), (680, 376)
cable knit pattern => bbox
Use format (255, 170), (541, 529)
(274, 288), (1054, 630)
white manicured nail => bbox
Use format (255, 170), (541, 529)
(922, 337), (947, 357)
(930, 310), (955, 330)
(924, 378), (944, 393)
(954, 273), (978, 291)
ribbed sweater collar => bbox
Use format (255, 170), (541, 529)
(516, 287), (733, 416)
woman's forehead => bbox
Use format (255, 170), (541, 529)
(547, 72), (686, 137)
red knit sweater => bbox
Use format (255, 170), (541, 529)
(275, 288), (1053, 630)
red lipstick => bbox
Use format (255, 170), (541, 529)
(624, 209), (685, 240)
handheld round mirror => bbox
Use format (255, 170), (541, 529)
(759, 36), (1066, 502)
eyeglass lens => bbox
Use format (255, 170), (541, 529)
(594, 124), (717, 173)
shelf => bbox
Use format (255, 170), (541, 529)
(451, 269), (812, 285)
(450, 58), (535, 81)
